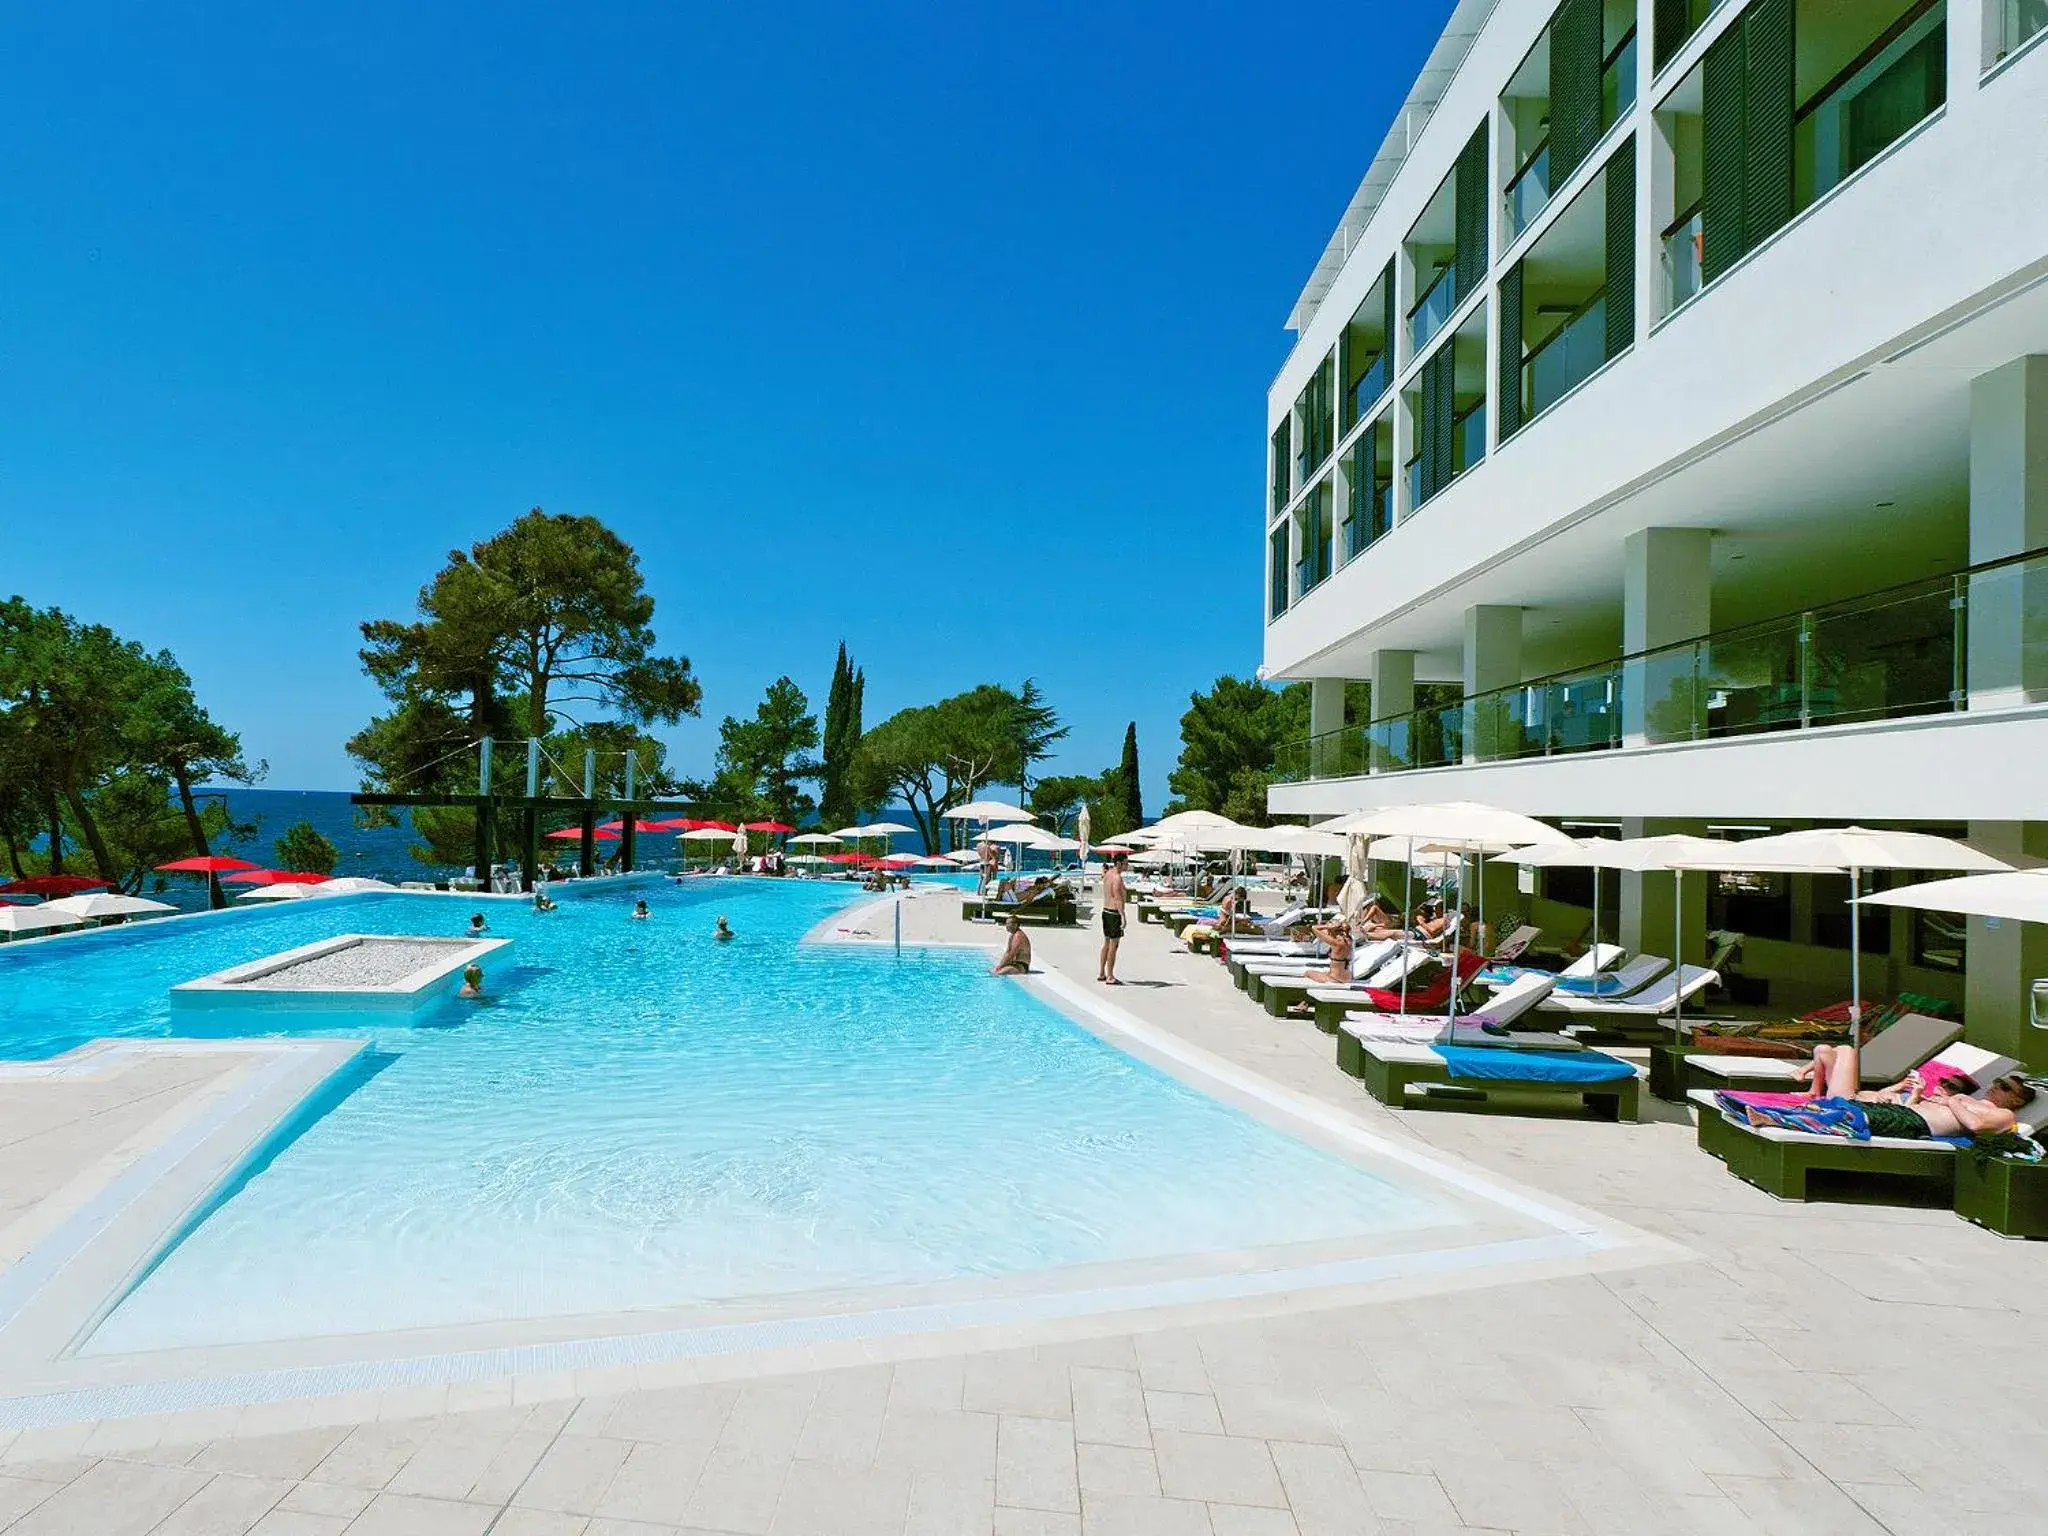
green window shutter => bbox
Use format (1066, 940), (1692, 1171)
(1454, 125), (1489, 300)
(1497, 263), (1525, 443)
(1427, 347), (1456, 501)
(1604, 136), (1637, 362)
(1700, 23), (1747, 282)
(1550, 0), (1604, 182)
(1741, 0), (1795, 252)
(1652, 0), (1692, 73)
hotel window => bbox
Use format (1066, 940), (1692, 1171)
(1268, 523), (1291, 619)
(1339, 267), (1395, 434)
(1404, 125), (1488, 359)
(1652, 0), (1727, 74)
(1340, 416), (1394, 560)
(1295, 480), (1334, 597)
(1986, 0), (2048, 66)
(1270, 419), (1291, 518)
(1294, 357), (1335, 485)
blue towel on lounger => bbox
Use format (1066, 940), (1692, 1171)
(1435, 1046), (1636, 1084)
(1552, 973), (1639, 997)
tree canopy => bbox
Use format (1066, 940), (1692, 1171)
(817, 644), (864, 829)
(1165, 676), (1308, 825)
(849, 685), (1031, 850)
(354, 508), (701, 791)
(701, 677), (821, 826)
(0, 598), (257, 892)
(276, 821), (339, 875)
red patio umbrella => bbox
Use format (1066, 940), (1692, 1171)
(743, 821), (795, 834)
(599, 819), (675, 834)
(826, 852), (881, 866)
(677, 819), (738, 832)
(546, 827), (618, 841)
(0, 874), (113, 897)
(156, 856), (261, 875)
(222, 869), (333, 886)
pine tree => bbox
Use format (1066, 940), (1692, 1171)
(817, 644), (864, 827)
(1118, 722), (1143, 827)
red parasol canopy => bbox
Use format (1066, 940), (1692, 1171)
(826, 851), (881, 866)
(156, 855), (262, 875)
(599, 819), (674, 834)
(676, 819), (738, 832)
(222, 869), (333, 886)
(545, 827), (618, 841)
(0, 874), (113, 896)
(743, 820), (795, 833)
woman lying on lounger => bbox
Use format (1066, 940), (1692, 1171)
(1351, 898), (1404, 943)
(1738, 1045), (2034, 1140)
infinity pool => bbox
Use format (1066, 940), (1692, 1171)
(1, 880), (1460, 1351)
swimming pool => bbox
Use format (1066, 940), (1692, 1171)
(3, 879), (1468, 1354)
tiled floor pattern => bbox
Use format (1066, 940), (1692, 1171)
(3, 889), (2045, 1533)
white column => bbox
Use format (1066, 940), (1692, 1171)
(1308, 678), (1347, 778)
(1462, 605), (1521, 762)
(1368, 649), (1415, 773)
(1621, 526), (1712, 745)
(1967, 356), (2048, 709)
(1949, 0), (1985, 94)
(1965, 820), (2048, 1070)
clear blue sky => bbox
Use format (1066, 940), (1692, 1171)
(3, 2), (1448, 807)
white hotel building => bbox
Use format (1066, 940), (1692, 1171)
(1261, 0), (2048, 1053)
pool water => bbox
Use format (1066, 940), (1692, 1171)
(1, 880), (1459, 1351)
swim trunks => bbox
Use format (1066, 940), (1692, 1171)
(1860, 1100), (1932, 1139)
(1102, 911), (1125, 940)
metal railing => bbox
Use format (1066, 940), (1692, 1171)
(1273, 547), (2048, 782)
(1524, 295), (1607, 418)
(1409, 263), (1459, 353)
(1504, 140), (1551, 239)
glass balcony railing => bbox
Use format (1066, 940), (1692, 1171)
(1991, 0), (2048, 63)
(1601, 30), (1638, 130)
(1346, 352), (1391, 425)
(1524, 296), (1607, 418)
(1662, 204), (1704, 313)
(1504, 141), (1552, 239)
(1409, 264), (1459, 353)
(1454, 402), (1486, 474)
(1271, 546), (2048, 783)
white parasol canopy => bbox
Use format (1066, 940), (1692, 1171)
(43, 893), (177, 921)
(237, 884), (318, 901)
(1076, 804), (1092, 863)
(786, 832), (843, 846)
(1320, 800), (1571, 847)
(1860, 869), (2048, 925)
(310, 877), (397, 895)
(0, 905), (86, 935)
(680, 827), (737, 842)
(979, 823), (1063, 848)
(944, 850), (982, 866)
(942, 801), (1034, 823)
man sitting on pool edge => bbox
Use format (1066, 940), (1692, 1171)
(992, 915), (1032, 975)
(1728, 1045), (2034, 1141)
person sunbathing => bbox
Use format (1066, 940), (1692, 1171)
(1744, 1045), (2034, 1140)
(992, 916), (1032, 975)
(1352, 898), (1404, 943)
(1302, 919), (1354, 984)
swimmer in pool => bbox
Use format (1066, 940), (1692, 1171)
(714, 915), (734, 942)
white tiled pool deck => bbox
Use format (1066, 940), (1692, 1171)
(1, 886), (2044, 1534)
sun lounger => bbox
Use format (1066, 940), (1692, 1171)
(1312, 950), (1486, 1019)
(1669, 1011), (1962, 1099)
(1687, 1043), (2037, 1202)
(1249, 943), (1406, 1016)
(1328, 972), (1559, 1043)
(1490, 924), (1543, 964)
(1545, 953), (1672, 1002)
(1478, 943), (1625, 989)
(1342, 1037), (1641, 1120)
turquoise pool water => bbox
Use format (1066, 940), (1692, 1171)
(1, 880), (1458, 1351)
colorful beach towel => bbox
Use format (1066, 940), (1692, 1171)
(1436, 1046), (1634, 1084)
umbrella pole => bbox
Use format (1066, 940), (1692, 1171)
(1672, 869), (1684, 1047)
(1446, 848), (1465, 1034)
(1400, 838), (1414, 1015)
(1849, 865), (1863, 1049)
(1592, 865), (1602, 982)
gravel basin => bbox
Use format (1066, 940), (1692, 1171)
(236, 939), (469, 991)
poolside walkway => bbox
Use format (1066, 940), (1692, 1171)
(4, 889), (2046, 1534)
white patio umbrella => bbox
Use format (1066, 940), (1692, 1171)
(43, 892), (177, 922)
(1730, 827), (2011, 1036)
(944, 849), (982, 866)
(310, 877), (397, 895)
(942, 800), (1034, 823)
(1076, 804), (1092, 865)
(236, 883), (319, 901)
(786, 832), (843, 846)
(1860, 870), (2048, 923)
(0, 905), (86, 936)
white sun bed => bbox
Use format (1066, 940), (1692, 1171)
(1545, 964), (1720, 1019)
(1683, 1011), (1961, 1089)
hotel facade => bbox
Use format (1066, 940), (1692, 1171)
(1261, 0), (2048, 1054)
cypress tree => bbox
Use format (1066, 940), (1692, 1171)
(1118, 722), (1143, 827)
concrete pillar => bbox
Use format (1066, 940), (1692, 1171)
(1462, 605), (1521, 762)
(1965, 821), (2048, 1071)
(1621, 527), (1713, 745)
(1619, 816), (1709, 966)
(1368, 650), (1416, 772)
(1308, 677), (1348, 780)
(1967, 357), (2048, 709)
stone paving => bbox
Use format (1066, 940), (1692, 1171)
(3, 886), (2046, 1534)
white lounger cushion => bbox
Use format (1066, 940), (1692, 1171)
(1359, 1038), (1644, 1080)
(1324, 970), (1554, 1026)
(1544, 965), (1717, 1017)
(1557, 943), (1627, 978)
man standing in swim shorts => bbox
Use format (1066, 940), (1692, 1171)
(1098, 851), (1128, 985)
